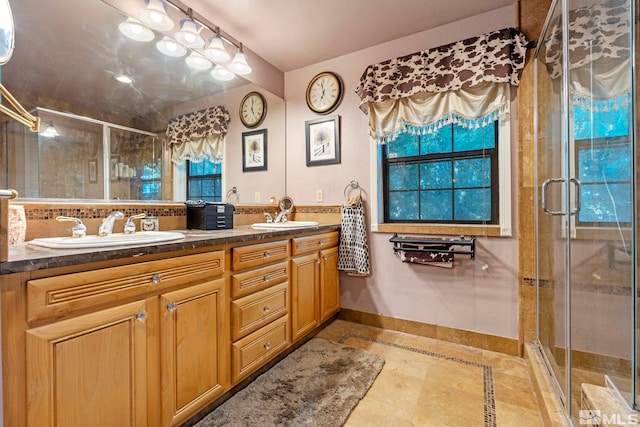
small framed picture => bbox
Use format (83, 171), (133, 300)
(89, 159), (98, 183)
(110, 156), (119, 180)
(305, 115), (340, 166)
(242, 129), (268, 172)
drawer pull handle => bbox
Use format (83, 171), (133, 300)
(167, 302), (177, 313)
(318, 240), (326, 245)
(151, 274), (162, 284)
(264, 342), (271, 351)
(264, 275), (270, 282)
(263, 305), (271, 313)
(136, 311), (147, 322)
(264, 250), (271, 257)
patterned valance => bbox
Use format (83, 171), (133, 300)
(356, 27), (529, 114)
(540, 0), (631, 111)
(541, 0), (630, 80)
(167, 105), (231, 164)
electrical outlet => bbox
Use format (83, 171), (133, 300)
(316, 189), (324, 202)
(254, 192), (260, 202)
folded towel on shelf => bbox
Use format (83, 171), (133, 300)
(397, 249), (454, 268)
(338, 194), (370, 276)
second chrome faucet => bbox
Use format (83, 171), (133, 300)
(98, 211), (124, 236)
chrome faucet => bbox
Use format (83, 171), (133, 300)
(98, 211), (124, 236)
(124, 213), (147, 234)
(56, 216), (87, 238)
(273, 210), (288, 223)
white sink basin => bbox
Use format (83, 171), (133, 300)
(251, 221), (319, 229)
(28, 231), (185, 249)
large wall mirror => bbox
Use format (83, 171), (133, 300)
(0, 0), (286, 203)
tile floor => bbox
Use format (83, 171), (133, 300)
(316, 320), (545, 426)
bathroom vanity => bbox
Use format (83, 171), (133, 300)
(0, 224), (340, 427)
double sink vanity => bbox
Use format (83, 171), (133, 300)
(0, 219), (341, 427)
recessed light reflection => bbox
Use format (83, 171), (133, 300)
(114, 74), (134, 84)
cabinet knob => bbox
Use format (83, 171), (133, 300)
(264, 342), (271, 351)
(151, 274), (162, 284)
(264, 250), (271, 257)
(136, 311), (147, 322)
(264, 275), (270, 282)
(263, 305), (271, 313)
(167, 302), (177, 313)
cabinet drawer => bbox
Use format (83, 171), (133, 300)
(231, 315), (289, 384)
(27, 251), (224, 323)
(231, 261), (288, 299)
(231, 282), (288, 341)
(291, 231), (339, 256)
(232, 240), (289, 271)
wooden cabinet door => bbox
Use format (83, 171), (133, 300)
(320, 246), (340, 321)
(291, 253), (319, 342)
(159, 278), (228, 427)
(26, 300), (148, 427)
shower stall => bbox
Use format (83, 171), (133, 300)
(534, 0), (636, 423)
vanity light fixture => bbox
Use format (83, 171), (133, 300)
(227, 43), (252, 76)
(185, 52), (212, 70)
(156, 36), (187, 57)
(174, 10), (204, 48)
(210, 64), (234, 81)
(140, 0), (174, 31)
(40, 122), (59, 138)
(121, 0), (253, 76)
(118, 17), (155, 42)
(203, 29), (230, 63)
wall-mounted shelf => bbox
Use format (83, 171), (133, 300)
(389, 234), (476, 260)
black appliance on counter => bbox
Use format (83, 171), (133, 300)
(185, 201), (234, 230)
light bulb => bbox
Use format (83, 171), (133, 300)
(175, 18), (204, 48)
(228, 51), (251, 75)
(156, 36), (187, 57)
(204, 36), (230, 63)
(185, 52), (212, 70)
(211, 65), (234, 81)
(119, 17), (154, 42)
(140, 0), (174, 31)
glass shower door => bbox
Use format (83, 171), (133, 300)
(536, 0), (636, 421)
(535, 0), (569, 406)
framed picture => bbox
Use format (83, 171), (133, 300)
(305, 115), (340, 166)
(89, 159), (98, 183)
(110, 156), (119, 180)
(242, 129), (268, 172)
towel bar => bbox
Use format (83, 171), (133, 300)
(389, 234), (475, 259)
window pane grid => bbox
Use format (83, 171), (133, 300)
(384, 122), (497, 224)
(187, 160), (222, 202)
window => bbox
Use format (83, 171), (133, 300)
(573, 97), (631, 226)
(140, 160), (162, 200)
(382, 122), (498, 224)
(186, 160), (222, 202)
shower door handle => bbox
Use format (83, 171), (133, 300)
(541, 178), (565, 216)
(569, 178), (582, 216)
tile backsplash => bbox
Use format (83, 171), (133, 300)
(11, 201), (341, 240)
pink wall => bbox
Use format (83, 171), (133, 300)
(284, 5), (520, 339)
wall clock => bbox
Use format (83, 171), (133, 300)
(306, 71), (344, 114)
(239, 91), (267, 128)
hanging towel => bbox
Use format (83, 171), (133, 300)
(338, 194), (371, 276)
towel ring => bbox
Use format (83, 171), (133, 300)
(344, 180), (363, 197)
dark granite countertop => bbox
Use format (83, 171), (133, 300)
(1, 224), (341, 274)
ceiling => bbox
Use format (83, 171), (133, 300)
(182, 0), (516, 72)
(2, 0), (516, 127)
